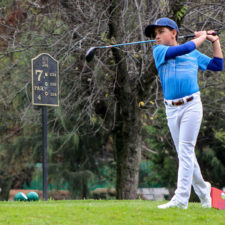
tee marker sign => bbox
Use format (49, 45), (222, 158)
(32, 53), (59, 106)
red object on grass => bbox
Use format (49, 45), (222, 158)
(211, 187), (225, 210)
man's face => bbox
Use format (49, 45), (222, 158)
(154, 27), (177, 45)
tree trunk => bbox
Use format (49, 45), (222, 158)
(108, 0), (142, 199)
(113, 98), (142, 199)
(112, 49), (142, 198)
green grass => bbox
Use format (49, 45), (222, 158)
(0, 200), (224, 225)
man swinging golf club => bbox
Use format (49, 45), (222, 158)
(144, 17), (223, 209)
(85, 16), (223, 209)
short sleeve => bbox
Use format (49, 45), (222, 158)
(193, 50), (211, 71)
(153, 45), (169, 69)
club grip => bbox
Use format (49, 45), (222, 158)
(180, 31), (220, 39)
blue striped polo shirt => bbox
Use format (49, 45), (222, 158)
(153, 44), (211, 100)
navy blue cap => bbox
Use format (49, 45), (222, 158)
(144, 17), (179, 37)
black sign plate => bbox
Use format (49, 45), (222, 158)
(32, 53), (59, 106)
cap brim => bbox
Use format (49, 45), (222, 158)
(144, 24), (158, 38)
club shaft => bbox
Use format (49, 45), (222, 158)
(98, 31), (219, 49)
(99, 40), (156, 49)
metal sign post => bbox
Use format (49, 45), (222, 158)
(42, 105), (48, 201)
(31, 53), (59, 200)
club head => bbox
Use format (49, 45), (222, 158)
(85, 47), (97, 62)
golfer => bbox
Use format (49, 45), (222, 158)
(145, 18), (223, 209)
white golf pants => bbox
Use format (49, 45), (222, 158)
(165, 92), (209, 206)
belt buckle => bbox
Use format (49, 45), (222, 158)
(172, 99), (184, 106)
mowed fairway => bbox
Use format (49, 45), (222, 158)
(0, 200), (224, 225)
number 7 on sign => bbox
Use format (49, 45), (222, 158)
(35, 70), (43, 81)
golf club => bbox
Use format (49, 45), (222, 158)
(85, 31), (219, 62)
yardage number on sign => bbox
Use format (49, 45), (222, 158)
(32, 53), (59, 106)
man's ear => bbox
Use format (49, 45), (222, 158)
(172, 29), (177, 37)
(171, 29), (178, 40)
